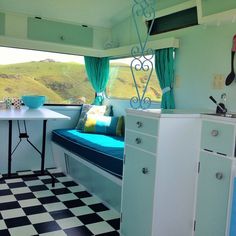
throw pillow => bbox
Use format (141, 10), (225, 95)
(83, 115), (124, 137)
(75, 104), (112, 130)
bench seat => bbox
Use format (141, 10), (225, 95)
(52, 129), (124, 179)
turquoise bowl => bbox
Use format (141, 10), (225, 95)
(22, 95), (45, 109)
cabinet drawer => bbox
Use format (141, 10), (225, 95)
(126, 115), (158, 136)
(201, 121), (235, 156)
(126, 130), (157, 153)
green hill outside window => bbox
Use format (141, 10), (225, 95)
(0, 46), (94, 105)
(107, 57), (162, 102)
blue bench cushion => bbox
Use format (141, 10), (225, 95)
(52, 129), (124, 179)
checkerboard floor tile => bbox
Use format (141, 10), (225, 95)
(0, 170), (120, 236)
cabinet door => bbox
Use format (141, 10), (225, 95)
(28, 18), (93, 47)
(200, 0), (236, 17)
(121, 146), (156, 236)
(195, 152), (232, 236)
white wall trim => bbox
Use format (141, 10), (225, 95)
(104, 37), (180, 58)
(0, 35), (180, 58)
(0, 35), (105, 57)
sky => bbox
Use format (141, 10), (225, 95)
(0, 46), (154, 66)
(0, 46), (85, 65)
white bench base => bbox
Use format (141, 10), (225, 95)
(51, 142), (122, 212)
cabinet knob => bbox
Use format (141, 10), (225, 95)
(136, 121), (143, 128)
(215, 172), (223, 180)
(135, 137), (142, 144)
(142, 167), (149, 174)
(211, 130), (219, 137)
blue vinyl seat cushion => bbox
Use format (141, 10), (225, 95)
(52, 129), (124, 178)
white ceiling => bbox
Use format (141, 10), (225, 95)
(0, 0), (133, 28)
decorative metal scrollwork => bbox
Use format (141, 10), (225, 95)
(130, 0), (155, 109)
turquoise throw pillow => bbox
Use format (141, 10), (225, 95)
(84, 115), (124, 137)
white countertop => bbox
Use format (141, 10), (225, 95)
(0, 107), (70, 120)
(126, 108), (203, 118)
(126, 108), (236, 123)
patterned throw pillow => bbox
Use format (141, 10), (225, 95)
(75, 104), (112, 130)
(83, 115), (125, 137)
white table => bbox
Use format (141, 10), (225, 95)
(0, 107), (70, 186)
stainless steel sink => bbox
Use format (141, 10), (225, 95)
(202, 113), (236, 118)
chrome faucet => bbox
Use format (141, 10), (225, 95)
(209, 95), (227, 114)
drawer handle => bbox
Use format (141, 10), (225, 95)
(135, 137), (142, 144)
(136, 121), (143, 128)
(211, 130), (219, 137)
(216, 172), (223, 180)
(142, 167), (149, 174)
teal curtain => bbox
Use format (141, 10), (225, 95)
(155, 48), (175, 109)
(84, 56), (110, 105)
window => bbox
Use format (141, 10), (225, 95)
(107, 57), (162, 102)
(0, 46), (94, 104)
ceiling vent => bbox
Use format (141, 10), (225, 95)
(146, 7), (198, 35)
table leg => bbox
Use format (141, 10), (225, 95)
(41, 120), (55, 187)
(41, 120), (47, 174)
(8, 120), (12, 177)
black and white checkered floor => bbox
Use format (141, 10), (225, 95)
(0, 169), (120, 236)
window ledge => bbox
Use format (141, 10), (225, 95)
(103, 37), (179, 57)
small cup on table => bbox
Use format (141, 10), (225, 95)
(13, 97), (22, 110)
(4, 97), (12, 109)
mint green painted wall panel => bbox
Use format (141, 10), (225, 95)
(201, 121), (234, 156)
(202, 0), (236, 17)
(111, 16), (236, 112)
(0, 12), (5, 35)
(121, 146), (156, 236)
(28, 18), (93, 47)
(158, 0), (189, 11)
(126, 130), (157, 153)
(126, 115), (158, 136)
(195, 152), (232, 236)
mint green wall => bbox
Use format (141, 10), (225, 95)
(0, 12), (5, 35)
(112, 17), (236, 112)
(157, 0), (189, 11)
(167, 24), (236, 112)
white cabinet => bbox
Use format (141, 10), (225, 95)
(195, 152), (232, 236)
(121, 147), (156, 236)
(121, 111), (236, 236)
(197, 0), (236, 24)
(194, 118), (236, 236)
(121, 113), (158, 236)
(121, 109), (201, 236)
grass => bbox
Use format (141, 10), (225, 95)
(0, 61), (162, 104)
(108, 64), (162, 102)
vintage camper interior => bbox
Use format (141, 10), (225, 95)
(0, 0), (236, 235)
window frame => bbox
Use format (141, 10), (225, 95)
(106, 56), (162, 103)
(0, 45), (93, 106)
